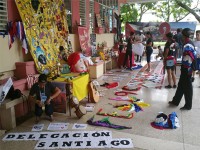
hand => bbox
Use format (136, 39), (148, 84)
(45, 98), (51, 105)
(36, 100), (43, 107)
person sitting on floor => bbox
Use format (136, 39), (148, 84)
(156, 45), (163, 60)
(28, 74), (61, 123)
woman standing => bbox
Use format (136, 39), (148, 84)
(145, 32), (153, 72)
(163, 32), (176, 88)
(123, 32), (135, 69)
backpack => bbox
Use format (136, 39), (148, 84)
(7, 85), (22, 100)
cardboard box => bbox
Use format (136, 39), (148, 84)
(89, 61), (104, 79)
(15, 61), (37, 79)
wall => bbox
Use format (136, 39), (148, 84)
(96, 33), (115, 48)
(0, 36), (33, 74)
(0, 36), (23, 73)
(7, 0), (21, 21)
(69, 34), (80, 52)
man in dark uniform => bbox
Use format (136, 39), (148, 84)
(123, 31), (135, 69)
(28, 74), (61, 122)
(169, 28), (196, 110)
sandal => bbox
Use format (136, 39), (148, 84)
(165, 85), (172, 88)
(49, 115), (54, 122)
(35, 116), (40, 124)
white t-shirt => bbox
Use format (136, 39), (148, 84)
(194, 41), (200, 57)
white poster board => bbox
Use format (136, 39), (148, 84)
(0, 77), (13, 103)
(132, 43), (144, 56)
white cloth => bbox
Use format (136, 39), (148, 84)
(132, 43), (144, 56)
(194, 41), (200, 57)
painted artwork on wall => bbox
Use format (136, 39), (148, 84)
(15, 0), (72, 77)
(126, 22), (197, 41)
(77, 26), (91, 56)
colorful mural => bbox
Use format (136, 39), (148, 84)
(15, 0), (72, 77)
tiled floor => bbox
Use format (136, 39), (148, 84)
(1, 58), (200, 150)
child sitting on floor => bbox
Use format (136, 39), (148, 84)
(156, 45), (163, 60)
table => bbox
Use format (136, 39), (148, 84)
(89, 61), (104, 79)
(104, 59), (112, 73)
(52, 73), (89, 116)
(0, 91), (29, 130)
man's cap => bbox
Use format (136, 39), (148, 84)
(38, 74), (47, 83)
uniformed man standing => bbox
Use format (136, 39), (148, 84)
(169, 28), (196, 110)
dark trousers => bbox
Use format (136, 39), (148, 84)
(123, 51), (132, 68)
(35, 102), (53, 117)
(172, 73), (193, 109)
(136, 55), (142, 62)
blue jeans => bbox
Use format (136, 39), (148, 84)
(35, 102), (53, 117)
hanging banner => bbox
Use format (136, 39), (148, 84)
(126, 22), (197, 41)
(15, 0), (71, 77)
(77, 26), (91, 56)
(95, 14), (102, 28)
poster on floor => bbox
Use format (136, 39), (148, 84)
(47, 123), (69, 131)
(35, 138), (133, 149)
(32, 124), (44, 132)
(72, 123), (87, 130)
(2, 131), (134, 149)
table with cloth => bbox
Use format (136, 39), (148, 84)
(51, 73), (89, 115)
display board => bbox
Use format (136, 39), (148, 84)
(78, 26), (91, 56)
(15, 0), (72, 77)
(126, 22), (197, 41)
(96, 14), (102, 28)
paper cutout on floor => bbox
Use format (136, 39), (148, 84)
(72, 123), (87, 129)
(47, 123), (69, 131)
(32, 124), (44, 132)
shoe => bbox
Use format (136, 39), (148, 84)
(35, 116), (40, 124)
(180, 106), (191, 110)
(145, 68), (151, 72)
(165, 85), (172, 88)
(173, 85), (177, 88)
(49, 115), (54, 122)
(168, 101), (178, 106)
(191, 77), (194, 82)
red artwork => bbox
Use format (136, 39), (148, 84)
(77, 26), (91, 56)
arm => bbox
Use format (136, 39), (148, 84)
(28, 95), (42, 107)
(28, 84), (43, 107)
(147, 41), (152, 47)
(46, 87), (61, 105)
(163, 48), (169, 65)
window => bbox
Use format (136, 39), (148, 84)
(0, 0), (8, 31)
(89, 0), (94, 33)
(79, 0), (86, 26)
(64, 0), (72, 33)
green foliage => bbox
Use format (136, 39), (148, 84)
(120, 2), (156, 31)
(120, 4), (138, 23)
(120, 4), (138, 32)
(155, 0), (192, 22)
